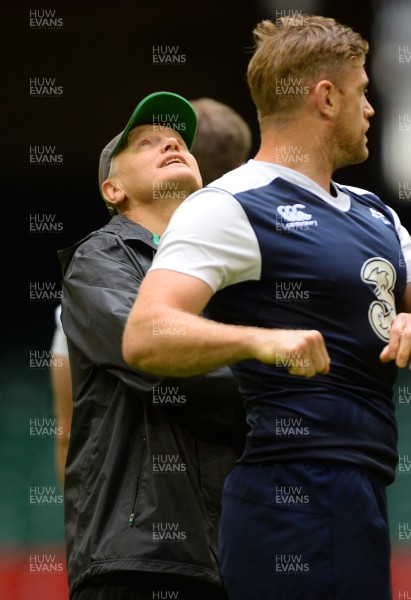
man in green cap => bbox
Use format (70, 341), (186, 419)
(58, 91), (246, 600)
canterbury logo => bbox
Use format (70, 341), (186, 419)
(369, 208), (390, 225)
(277, 204), (312, 222)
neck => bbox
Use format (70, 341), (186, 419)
(254, 120), (334, 194)
(122, 198), (182, 236)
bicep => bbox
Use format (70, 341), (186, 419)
(135, 269), (214, 316)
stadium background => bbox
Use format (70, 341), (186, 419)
(2, 1), (410, 598)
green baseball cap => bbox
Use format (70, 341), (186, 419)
(98, 91), (198, 212)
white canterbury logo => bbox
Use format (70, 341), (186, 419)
(276, 204), (318, 231)
(278, 204), (312, 222)
(369, 208), (390, 225)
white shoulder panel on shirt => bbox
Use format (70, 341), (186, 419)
(387, 206), (411, 282)
(340, 184), (411, 282)
(150, 186), (262, 293)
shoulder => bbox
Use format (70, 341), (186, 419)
(80, 217), (152, 251)
(335, 183), (396, 223)
(169, 160), (283, 220)
(207, 159), (281, 195)
(335, 183), (385, 206)
(59, 217), (153, 278)
(64, 217), (152, 259)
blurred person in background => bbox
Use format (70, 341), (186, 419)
(190, 97), (252, 185)
(50, 303), (71, 489)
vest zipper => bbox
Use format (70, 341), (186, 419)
(128, 434), (146, 527)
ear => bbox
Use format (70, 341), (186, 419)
(101, 177), (126, 209)
(313, 79), (341, 118)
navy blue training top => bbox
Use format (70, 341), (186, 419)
(151, 160), (410, 484)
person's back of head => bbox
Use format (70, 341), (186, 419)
(190, 98), (252, 185)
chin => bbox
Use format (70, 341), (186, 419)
(358, 146), (369, 163)
(175, 171), (202, 190)
(350, 143), (369, 165)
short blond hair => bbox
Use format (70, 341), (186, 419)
(247, 15), (369, 123)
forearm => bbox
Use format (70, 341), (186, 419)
(50, 357), (73, 488)
(55, 435), (70, 489)
(123, 270), (330, 378)
(380, 282), (411, 367)
(123, 304), (330, 378)
(123, 305), (257, 376)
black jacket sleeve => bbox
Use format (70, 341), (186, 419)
(61, 233), (163, 391)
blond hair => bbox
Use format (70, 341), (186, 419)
(247, 15), (369, 123)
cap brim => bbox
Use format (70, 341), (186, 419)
(112, 91), (198, 156)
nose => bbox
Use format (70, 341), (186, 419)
(364, 99), (375, 118)
(163, 135), (182, 152)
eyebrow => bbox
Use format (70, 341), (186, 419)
(127, 127), (154, 143)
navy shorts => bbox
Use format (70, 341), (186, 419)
(219, 462), (392, 600)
